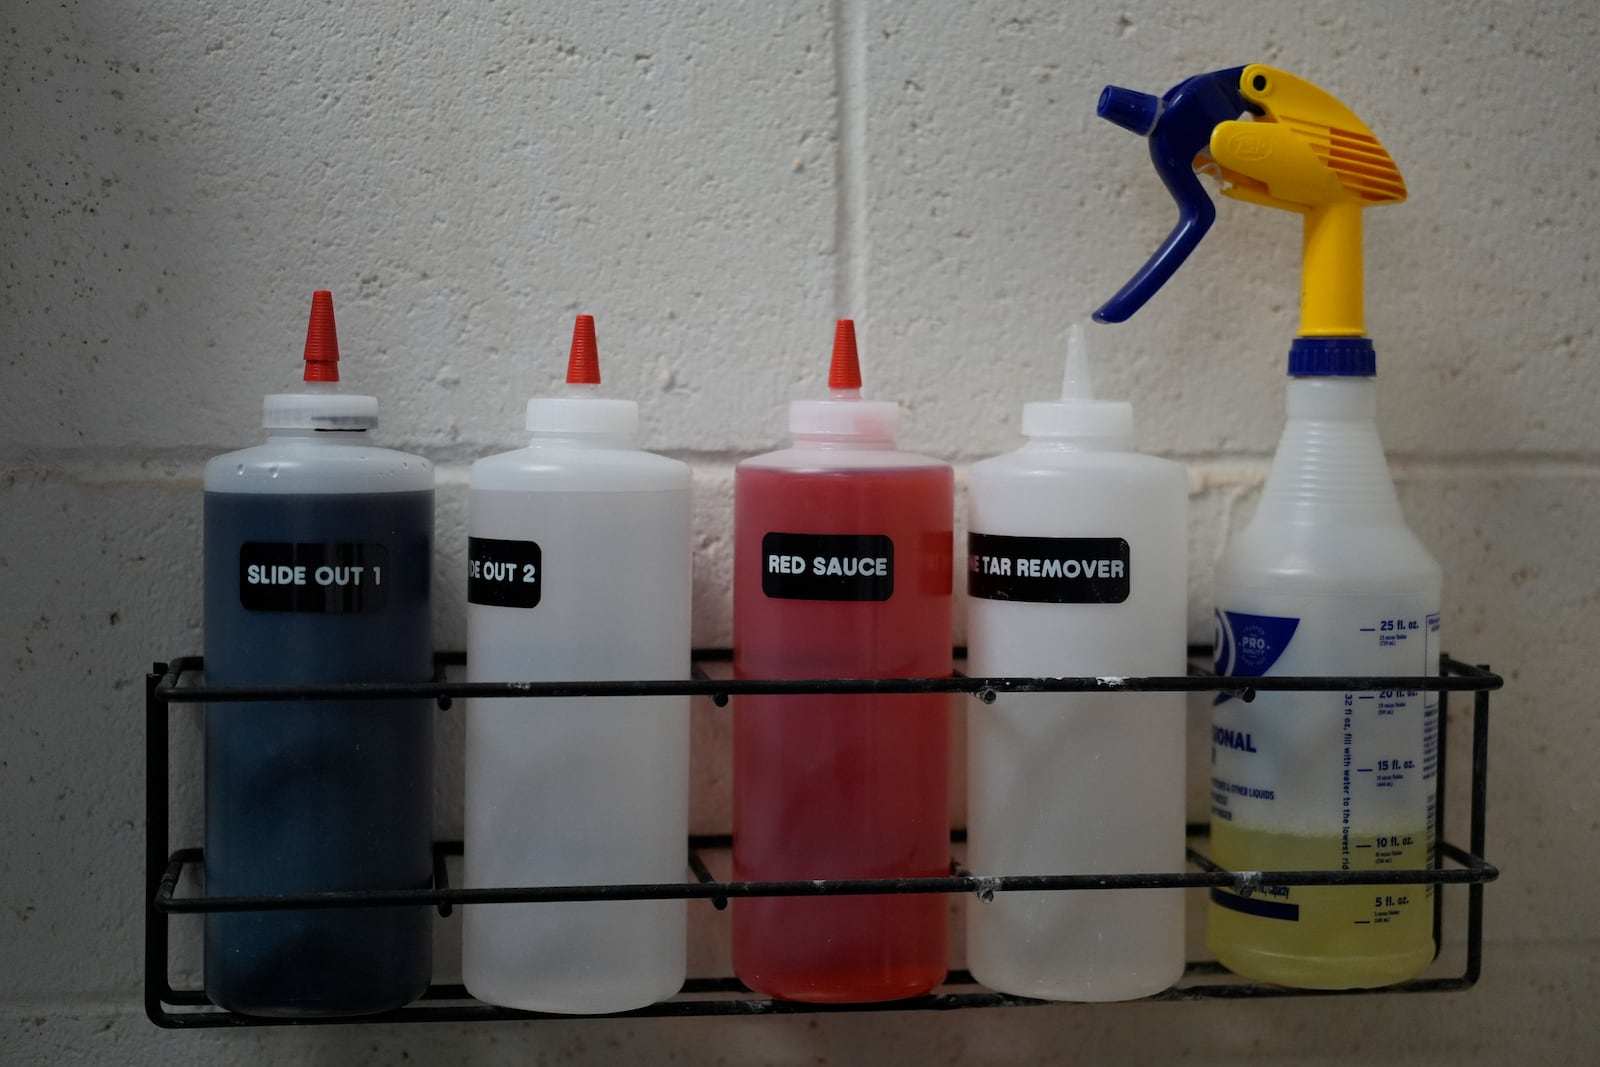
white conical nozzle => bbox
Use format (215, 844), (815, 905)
(1020, 321), (1133, 441)
(1061, 322), (1095, 401)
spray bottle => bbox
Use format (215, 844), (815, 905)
(462, 315), (691, 1014)
(965, 323), (1187, 1001)
(732, 320), (953, 1002)
(1095, 66), (1441, 988)
(202, 291), (434, 1016)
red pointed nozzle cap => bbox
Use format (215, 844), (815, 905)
(302, 290), (340, 383)
(566, 314), (601, 385)
(828, 318), (862, 390)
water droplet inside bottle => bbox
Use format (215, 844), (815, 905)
(269, 465), (279, 479)
(235, 464), (244, 475)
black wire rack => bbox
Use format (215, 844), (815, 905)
(145, 646), (1501, 1028)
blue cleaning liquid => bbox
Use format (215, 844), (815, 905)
(203, 488), (433, 1017)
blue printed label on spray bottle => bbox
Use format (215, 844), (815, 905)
(1213, 609), (1300, 704)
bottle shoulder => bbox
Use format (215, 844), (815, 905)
(1218, 518), (1442, 594)
(204, 437), (433, 494)
(470, 443), (690, 493)
(967, 448), (1185, 536)
(970, 445), (1185, 483)
(1222, 397), (1440, 593)
(738, 445), (950, 473)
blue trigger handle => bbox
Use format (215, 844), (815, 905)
(1093, 67), (1253, 324)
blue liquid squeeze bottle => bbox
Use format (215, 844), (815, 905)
(202, 292), (434, 1016)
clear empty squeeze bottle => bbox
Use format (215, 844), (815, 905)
(462, 315), (692, 1014)
(732, 320), (954, 1003)
(965, 323), (1187, 1001)
(202, 291), (434, 1017)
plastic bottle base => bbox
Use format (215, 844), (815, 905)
(206, 984), (427, 1020)
(463, 974), (686, 1016)
(966, 960), (1185, 1003)
(204, 936), (431, 1019)
(735, 966), (947, 1004)
(1209, 940), (1434, 990)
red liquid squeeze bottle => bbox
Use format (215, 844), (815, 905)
(732, 320), (953, 1002)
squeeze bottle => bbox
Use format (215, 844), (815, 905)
(462, 315), (691, 1014)
(732, 320), (953, 1003)
(1095, 65), (1442, 988)
(202, 291), (434, 1016)
(965, 323), (1187, 1001)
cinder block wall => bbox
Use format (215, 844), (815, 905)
(4, 2), (1596, 1062)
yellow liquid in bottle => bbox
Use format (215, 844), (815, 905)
(1207, 821), (1434, 989)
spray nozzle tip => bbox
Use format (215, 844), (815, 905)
(566, 314), (601, 385)
(1061, 322), (1096, 401)
(302, 290), (341, 383)
(828, 318), (863, 390)
(1098, 85), (1160, 136)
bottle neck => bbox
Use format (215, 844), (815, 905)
(1255, 377), (1401, 525)
(525, 395), (639, 440)
(790, 432), (896, 451)
(265, 428), (370, 444)
(1021, 433), (1131, 454)
(526, 430), (635, 449)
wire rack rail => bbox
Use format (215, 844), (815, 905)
(145, 647), (1500, 1027)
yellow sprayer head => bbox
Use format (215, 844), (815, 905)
(1096, 65), (1405, 346)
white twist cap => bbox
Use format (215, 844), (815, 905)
(789, 393), (901, 439)
(263, 390), (378, 430)
(526, 391), (639, 436)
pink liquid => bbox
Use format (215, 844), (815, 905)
(732, 462), (953, 1002)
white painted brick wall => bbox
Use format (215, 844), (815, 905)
(3, 1), (1597, 1061)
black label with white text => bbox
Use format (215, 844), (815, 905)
(967, 533), (1130, 604)
(761, 532), (894, 601)
(467, 537), (542, 609)
(239, 541), (390, 613)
